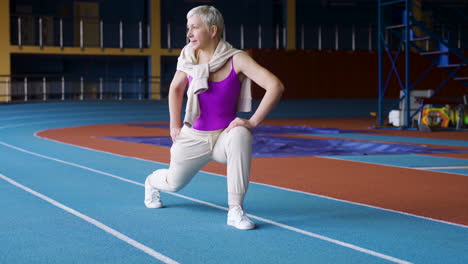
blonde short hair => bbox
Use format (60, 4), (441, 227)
(187, 5), (224, 39)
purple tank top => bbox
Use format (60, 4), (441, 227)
(188, 58), (241, 131)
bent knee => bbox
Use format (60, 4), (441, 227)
(166, 178), (188, 192)
(166, 183), (184, 192)
(148, 169), (185, 192)
(229, 126), (252, 138)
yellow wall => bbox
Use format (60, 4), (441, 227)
(0, 0), (11, 102)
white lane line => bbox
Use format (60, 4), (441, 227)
(0, 141), (413, 264)
(0, 107), (94, 115)
(0, 173), (180, 264)
(323, 155), (468, 177)
(414, 166), (468, 170)
(0, 107), (121, 118)
(0, 111), (143, 121)
(35, 133), (468, 229)
(0, 104), (163, 117)
(0, 110), (153, 121)
(0, 118), (109, 129)
(0, 114), (163, 130)
(0, 106), (128, 116)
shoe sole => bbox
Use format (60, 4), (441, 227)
(145, 202), (163, 209)
(227, 221), (255, 230)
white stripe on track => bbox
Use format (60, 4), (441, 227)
(323, 155), (468, 177)
(0, 110), (154, 121)
(0, 141), (413, 264)
(0, 106), (126, 116)
(0, 114), (161, 130)
(0, 172), (180, 264)
(415, 165), (468, 170)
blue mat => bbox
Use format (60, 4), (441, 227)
(102, 125), (467, 157)
(101, 134), (466, 157)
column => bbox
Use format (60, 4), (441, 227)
(412, 0), (425, 49)
(286, 0), (296, 50)
(0, 0), (11, 102)
(149, 0), (161, 99)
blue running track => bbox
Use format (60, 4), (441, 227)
(0, 101), (467, 264)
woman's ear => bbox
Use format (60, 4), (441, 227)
(210, 25), (218, 39)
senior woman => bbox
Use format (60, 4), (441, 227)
(144, 5), (284, 230)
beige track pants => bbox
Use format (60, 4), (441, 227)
(147, 125), (253, 207)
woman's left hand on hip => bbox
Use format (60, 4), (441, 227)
(225, 117), (256, 133)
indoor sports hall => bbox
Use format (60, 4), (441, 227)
(1, 1), (467, 264)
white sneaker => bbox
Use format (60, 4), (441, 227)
(144, 177), (163, 208)
(227, 206), (255, 230)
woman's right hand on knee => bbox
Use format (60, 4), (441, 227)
(170, 126), (181, 142)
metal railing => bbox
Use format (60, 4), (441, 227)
(162, 21), (466, 51)
(9, 15), (467, 51)
(163, 22), (379, 51)
(11, 15), (150, 50)
(163, 23), (288, 50)
(0, 75), (160, 103)
(298, 23), (377, 51)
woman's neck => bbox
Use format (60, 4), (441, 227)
(196, 39), (220, 64)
